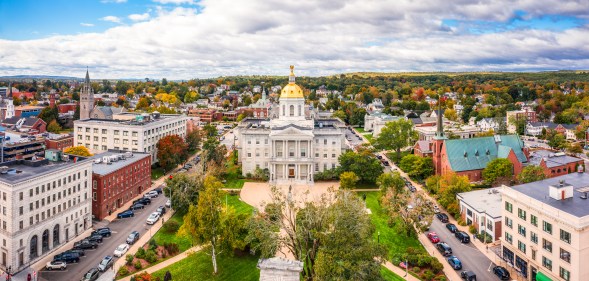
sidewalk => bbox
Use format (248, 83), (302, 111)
(381, 260), (421, 281)
(116, 245), (203, 281)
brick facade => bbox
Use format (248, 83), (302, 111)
(45, 135), (74, 151)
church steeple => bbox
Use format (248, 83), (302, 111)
(80, 68), (94, 120)
(434, 96), (446, 140)
(85, 67), (90, 85)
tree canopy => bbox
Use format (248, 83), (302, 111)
(373, 119), (417, 161)
(156, 134), (188, 171)
(64, 146), (93, 157)
(517, 165), (546, 184)
(482, 158), (514, 186)
(337, 151), (383, 184)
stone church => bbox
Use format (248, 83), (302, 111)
(80, 70), (126, 120)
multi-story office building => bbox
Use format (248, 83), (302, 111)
(501, 172), (589, 281)
(0, 149), (92, 274)
(91, 150), (151, 220)
(73, 112), (188, 163)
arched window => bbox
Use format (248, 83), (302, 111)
(289, 105), (295, 116)
(42, 230), (50, 253)
(30, 235), (38, 259)
(53, 225), (60, 247)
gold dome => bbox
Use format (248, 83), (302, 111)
(280, 65), (304, 99)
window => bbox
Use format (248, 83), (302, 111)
(92, 192), (96, 201)
(531, 215), (538, 226)
(323, 154), (327, 159)
(542, 256), (552, 271)
(85, 128), (90, 133)
(256, 139), (260, 144)
(505, 232), (512, 244)
(19, 192), (23, 201)
(532, 249), (536, 260)
(560, 229), (571, 244)
(518, 240), (526, 253)
(505, 201), (512, 213)
(560, 267), (570, 281)
(332, 153), (336, 158)
(132, 132), (138, 137)
(247, 153), (251, 157)
(542, 239), (552, 252)
(543, 221), (552, 234)
(560, 248), (571, 263)
(102, 129), (107, 134)
(123, 131), (128, 136)
(531, 232), (538, 244)
(505, 217), (513, 228)
(289, 105), (294, 116)
(518, 225), (526, 237)
(93, 128), (98, 133)
(518, 208), (526, 220)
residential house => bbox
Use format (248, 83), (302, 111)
(457, 188), (502, 241)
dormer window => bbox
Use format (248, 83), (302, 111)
(463, 151), (468, 157)
(474, 149), (479, 156)
(486, 149), (490, 155)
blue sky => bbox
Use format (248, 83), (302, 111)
(0, 0), (588, 79)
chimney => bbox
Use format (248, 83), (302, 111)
(549, 180), (573, 201)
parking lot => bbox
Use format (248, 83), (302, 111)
(40, 194), (169, 281)
(345, 127), (365, 148)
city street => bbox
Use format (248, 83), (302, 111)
(220, 129), (237, 150)
(428, 219), (497, 280)
(346, 127), (365, 148)
(39, 194), (168, 281)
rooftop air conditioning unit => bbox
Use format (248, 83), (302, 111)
(102, 156), (110, 163)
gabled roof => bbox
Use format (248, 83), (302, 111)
(444, 135), (527, 172)
(415, 140), (431, 152)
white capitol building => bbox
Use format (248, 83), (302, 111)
(236, 66), (347, 185)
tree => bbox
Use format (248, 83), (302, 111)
(73, 104), (80, 120)
(178, 176), (246, 274)
(157, 135), (188, 171)
(185, 129), (202, 152)
(376, 171), (405, 193)
(164, 173), (201, 215)
(436, 173), (471, 209)
(64, 146), (93, 157)
(313, 191), (385, 280)
(339, 171), (359, 189)
(373, 119), (417, 161)
(337, 151), (383, 184)
(202, 138), (227, 168)
(444, 108), (458, 121)
(547, 132), (566, 150)
(517, 165), (546, 184)
(203, 123), (217, 138)
(46, 120), (62, 133)
(482, 158), (514, 186)
(398, 154), (434, 180)
(566, 142), (583, 155)
(38, 105), (59, 124)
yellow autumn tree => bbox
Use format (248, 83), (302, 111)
(64, 146), (93, 157)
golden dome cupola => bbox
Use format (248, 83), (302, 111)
(280, 65), (304, 99)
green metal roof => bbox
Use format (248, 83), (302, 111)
(444, 135), (527, 172)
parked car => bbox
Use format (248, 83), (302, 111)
(436, 213), (449, 223)
(65, 249), (86, 257)
(86, 234), (103, 243)
(114, 244), (130, 257)
(144, 190), (158, 198)
(408, 185), (416, 192)
(154, 187), (163, 194)
(53, 252), (80, 263)
(446, 223), (458, 233)
(165, 199), (171, 208)
(117, 210), (135, 218)
(97, 256), (114, 272)
(427, 232), (440, 243)
(436, 242), (452, 256)
(146, 212), (160, 225)
(460, 270), (477, 281)
(128, 203), (144, 210)
(156, 205), (166, 215)
(74, 239), (98, 250)
(455, 231), (471, 243)
(433, 205), (440, 213)
(133, 197), (151, 205)
(492, 266), (511, 280)
(447, 256), (463, 270)
(46, 261), (67, 271)
(126, 231), (140, 244)
(81, 268), (100, 281)
(92, 227), (112, 237)
(376, 155), (383, 159)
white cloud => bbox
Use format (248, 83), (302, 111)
(128, 13), (150, 21)
(153, 0), (195, 5)
(1, 0), (588, 79)
(100, 16), (122, 24)
(80, 23), (95, 27)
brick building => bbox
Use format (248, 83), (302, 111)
(45, 133), (74, 151)
(528, 150), (585, 178)
(188, 108), (222, 123)
(91, 150), (151, 220)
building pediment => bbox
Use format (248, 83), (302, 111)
(269, 124), (314, 138)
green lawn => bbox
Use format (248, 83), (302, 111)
(356, 127), (366, 133)
(151, 167), (165, 180)
(224, 193), (254, 215)
(224, 178), (247, 189)
(364, 133), (374, 143)
(223, 154), (251, 189)
(380, 266), (406, 281)
(359, 192), (425, 261)
(151, 249), (260, 281)
(152, 212), (193, 253)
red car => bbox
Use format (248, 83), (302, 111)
(427, 232), (440, 243)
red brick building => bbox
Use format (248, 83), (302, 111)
(413, 140), (433, 157)
(91, 151), (151, 220)
(529, 150), (585, 178)
(188, 108), (223, 123)
(1, 116), (47, 133)
(45, 133), (74, 151)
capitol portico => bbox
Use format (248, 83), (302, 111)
(236, 66), (346, 185)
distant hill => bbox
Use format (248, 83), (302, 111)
(0, 75), (80, 80)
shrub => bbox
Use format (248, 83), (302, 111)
(117, 266), (130, 276)
(456, 218), (467, 226)
(430, 259), (444, 274)
(135, 248), (146, 259)
(134, 260), (143, 270)
(469, 225), (477, 234)
(163, 220), (180, 234)
(264, 203), (281, 222)
(135, 272), (153, 281)
(422, 270), (435, 281)
(145, 250), (158, 264)
(245, 172), (252, 178)
(164, 242), (180, 255)
(412, 266), (421, 273)
(417, 256), (431, 267)
(125, 254), (134, 265)
(148, 239), (158, 251)
(435, 276), (447, 281)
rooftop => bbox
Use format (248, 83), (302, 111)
(528, 150), (583, 168)
(457, 188), (502, 218)
(509, 172), (589, 218)
(75, 113), (185, 127)
(0, 155), (90, 185)
(91, 150), (150, 175)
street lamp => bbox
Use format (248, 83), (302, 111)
(377, 231), (380, 243)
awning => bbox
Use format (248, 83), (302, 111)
(535, 271), (552, 281)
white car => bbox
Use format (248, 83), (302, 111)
(113, 243), (129, 257)
(144, 191), (158, 198)
(165, 199), (171, 208)
(146, 212), (160, 225)
(46, 260), (67, 271)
